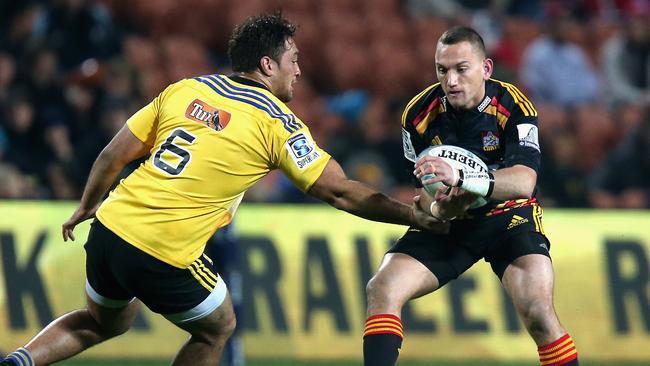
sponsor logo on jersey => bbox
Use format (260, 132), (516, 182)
(185, 99), (231, 131)
(402, 128), (416, 162)
(516, 123), (540, 152)
(507, 214), (529, 229)
(287, 133), (321, 169)
(481, 131), (500, 151)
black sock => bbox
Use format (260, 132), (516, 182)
(363, 314), (403, 366)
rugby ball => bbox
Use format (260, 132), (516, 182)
(417, 145), (489, 208)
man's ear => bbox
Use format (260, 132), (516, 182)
(259, 56), (275, 77)
(483, 58), (493, 80)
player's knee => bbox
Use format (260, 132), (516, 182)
(220, 312), (237, 338)
(198, 311), (237, 345)
(519, 299), (556, 336)
(87, 308), (133, 339)
(366, 274), (405, 309)
(366, 275), (389, 301)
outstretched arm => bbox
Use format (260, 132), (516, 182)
(307, 159), (442, 230)
(62, 125), (151, 241)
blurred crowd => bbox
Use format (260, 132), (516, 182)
(0, 0), (649, 208)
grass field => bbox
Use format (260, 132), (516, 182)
(60, 359), (648, 366)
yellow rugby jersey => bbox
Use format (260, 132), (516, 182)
(96, 75), (330, 268)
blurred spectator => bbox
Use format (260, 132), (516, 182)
(0, 53), (16, 103)
(407, 0), (468, 19)
(535, 104), (588, 207)
(537, 133), (588, 208)
(0, 163), (38, 199)
(0, 0), (646, 208)
(0, 2), (47, 60)
(491, 17), (541, 80)
(588, 110), (650, 208)
(43, 0), (121, 70)
(520, 15), (600, 107)
(3, 93), (44, 178)
(601, 10), (650, 106)
(572, 103), (621, 172)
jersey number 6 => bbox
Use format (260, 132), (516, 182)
(153, 128), (196, 176)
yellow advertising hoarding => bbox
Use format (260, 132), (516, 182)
(0, 201), (649, 362)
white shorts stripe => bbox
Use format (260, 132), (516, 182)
(163, 276), (228, 324)
(85, 279), (135, 308)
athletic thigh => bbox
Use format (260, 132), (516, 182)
(366, 252), (439, 315)
(485, 233), (551, 279)
(386, 228), (479, 288)
(174, 292), (236, 339)
(86, 293), (141, 336)
(501, 253), (555, 309)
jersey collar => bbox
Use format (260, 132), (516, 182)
(447, 93), (490, 118)
(229, 75), (270, 91)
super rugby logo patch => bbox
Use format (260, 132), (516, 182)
(185, 99), (231, 131)
(286, 133), (321, 170)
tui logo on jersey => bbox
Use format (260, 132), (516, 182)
(481, 131), (500, 151)
(185, 99), (231, 131)
(286, 133), (321, 169)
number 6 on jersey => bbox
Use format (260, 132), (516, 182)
(153, 128), (196, 176)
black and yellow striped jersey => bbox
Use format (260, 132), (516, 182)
(401, 78), (541, 212)
(97, 75), (330, 268)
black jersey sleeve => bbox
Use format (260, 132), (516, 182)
(500, 84), (541, 173)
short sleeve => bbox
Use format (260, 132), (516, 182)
(503, 116), (540, 172)
(275, 126), (331, 192)
(126, 91), (165, 146)
(501, 87), (541, 173)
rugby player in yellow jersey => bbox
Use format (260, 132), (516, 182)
(0, 13), (443, 366)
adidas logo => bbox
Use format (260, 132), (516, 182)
(507, 215), (528, 229)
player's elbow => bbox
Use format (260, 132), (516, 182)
(518, 185), (535, 199)
(97, 146), (123, 168)
(322, 187), (356, 212)
(516, 172), (537, 199)
(509, 165), (537, 199)
(316, 182), (368, 214)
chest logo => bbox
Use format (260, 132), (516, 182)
(481, 131), (500, 151)
(185, 99), (231, 131)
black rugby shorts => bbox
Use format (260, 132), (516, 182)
(388, 204), (551, 286)
(84, 219), (222, 315)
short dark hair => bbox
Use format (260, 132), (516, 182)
(228, 13), (297, 73)
(439, 26), (487, 57)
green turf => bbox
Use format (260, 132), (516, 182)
(59, 359), (649, 366)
